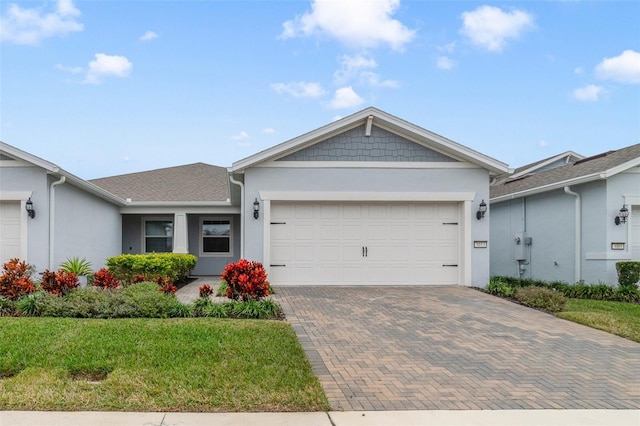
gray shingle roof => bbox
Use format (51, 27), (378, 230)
(491, 143), (640, 199)
(90, 163), (229, 202)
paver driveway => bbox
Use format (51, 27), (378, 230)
(274, 286), (640, 411)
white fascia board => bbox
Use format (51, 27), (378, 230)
(509, 151), (584, 180)
(1, 141), (126, 206)
(256, 161), (481, 169)
(602, 157), (640, 178)
(490, 173), (604, 203)
(231, 107), (510, 175)
(121, 205), (240, 215)
(259, 191), (476, 202)
(1, 141), (60, 173)
(124, 201), (233, 207)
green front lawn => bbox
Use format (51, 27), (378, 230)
(556, 299), (640, 342)
(0, 318), (329, 412)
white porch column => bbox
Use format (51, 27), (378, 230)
(173, 211), (189, 254)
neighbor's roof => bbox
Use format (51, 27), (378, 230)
(491, 143), (640, 201)
(90, 162), (230, 203)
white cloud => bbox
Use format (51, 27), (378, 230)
(538, 140), (549, 148)
(595, 50), (640, 84)
(271, 81), (325, 98)
(437, 41), (456, 53)
(572, 84), (605, 102)
(334, 54), (398, 88)
(262, 128), (276, 134)
(232, 131), (249, 140)
(84, 53), (132, 84)
(328, 86), (364, 109)
(0, 0), (83, 45)
(139, 30), (159, 42)
(436, 56), (456, 70)
(280, 0), (415, 51)
(460, 5), (534, 52)
(574, 67), (584, 75)
(55, 63), (83, 75)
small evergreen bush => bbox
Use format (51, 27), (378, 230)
(485, 277), (515, 297)
(514, 286), (566, 313)
(616, 261), (640, 289)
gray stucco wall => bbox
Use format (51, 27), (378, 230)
(53, 179), (121, 271)
(0, 165), (50, 270)
(243, 166), (490, 286)
(278, 125), (458, 162)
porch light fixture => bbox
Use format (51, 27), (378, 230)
(476, 199), (487, 220)
(253, 198), (260, 219)
(25, 198), (35, 219)
(614, 204), (629, 225)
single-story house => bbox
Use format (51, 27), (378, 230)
(489, 143), (640, 285)
(1, 107), (510, 286)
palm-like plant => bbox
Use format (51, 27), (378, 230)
(59, 257), (93, 276)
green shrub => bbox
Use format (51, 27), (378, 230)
(616, 261), (640, 289)
(200, 302), (232, 318)
(485, 277), (515, 297)
(192, 297), (213, 317)
(168, 301), (193, 318)
(615, 286), (640, 304)
(59, 257), (93, 276)
(15, 293), (42, 316)
(216, 280), (228, 297)
(230, 299), (283, 319)
(0, 296), (16, 316)
(514, 286), (566, 313)
(108, 282), (176, 318)
(106, 254), (197, 285)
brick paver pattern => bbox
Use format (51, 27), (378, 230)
(274, 286), (640, 411)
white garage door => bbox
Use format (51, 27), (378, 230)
(0, 201), (22, 265)
(269, 202), (460, 285)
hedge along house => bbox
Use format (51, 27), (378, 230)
(230, 107), (510, 286)
(89, 163), (241, 276)
(0, 142), (124, 272)
(489, 143), (640, 286)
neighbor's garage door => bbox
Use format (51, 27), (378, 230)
(269, 202), (460, 285)
(0, 201), (22, 265)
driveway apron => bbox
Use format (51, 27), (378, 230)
(274, 286), (640, 411)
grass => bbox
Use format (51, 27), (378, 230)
(0, 317), (329, 412)
(556, 298), (640, 343)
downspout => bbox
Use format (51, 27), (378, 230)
(49, 175), (66, 269)
(564, 186), (581, 282)
(228, 173), (245, 259)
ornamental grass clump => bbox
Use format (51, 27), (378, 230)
(221, 259), (270, 301)
(514, 286), (566, 313)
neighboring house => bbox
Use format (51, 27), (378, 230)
(0, 142), (123, 272)
(1, 107), (510, 286)
(230, 107), (509, 286)
(490, 143), (640, 286)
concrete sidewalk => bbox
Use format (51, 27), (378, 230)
(1, 410), (639, 426)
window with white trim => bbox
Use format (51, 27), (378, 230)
(200, 218), (232, 256)
(144, 219), (173, 253)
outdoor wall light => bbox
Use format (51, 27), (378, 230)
(476, 199), (487, 220)
(614, 204), (629, 225)
(25, 198), (35, 219)
(253, 198), (260, 219)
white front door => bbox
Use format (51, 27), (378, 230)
(269, 201), (461, 285)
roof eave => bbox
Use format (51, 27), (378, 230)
(490, 173), (604, 203)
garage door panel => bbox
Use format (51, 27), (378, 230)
(270, 201), (460, 286)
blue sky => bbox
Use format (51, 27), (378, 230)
(1, 0), (639, 179)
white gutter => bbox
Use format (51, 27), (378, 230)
(564, 186), (581, 282)
(49, 175), (66, 269)
(228, 172), (245, 258)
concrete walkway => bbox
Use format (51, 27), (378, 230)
(174, 276), (220, 304)
(274, 286), (640, 411)
(2, 409), (639, 425)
